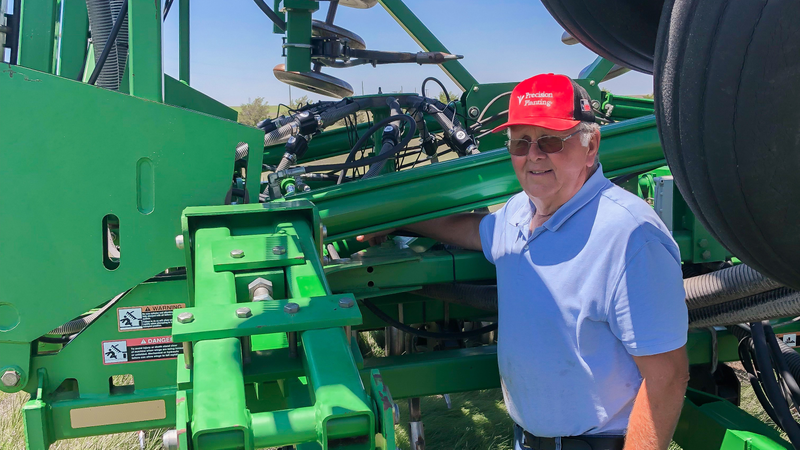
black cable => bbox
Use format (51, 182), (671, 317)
(739, 336), (783, 427)
(76, 37), (91, 81)
(163, 0), (174, 20)
(765, 324), (800, 411)
(422, 77), (450, 103)
(360, 298), (497, 339)
(307, 115), (416, 174)
(253, 0), (286, 32)
(751, 321), (800, 446)
(87, 0), (128, 86)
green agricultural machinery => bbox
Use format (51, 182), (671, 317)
(3, 0), (800, 449)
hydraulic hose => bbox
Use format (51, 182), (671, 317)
(751, 322), (800, 446)
(689, 287), (800, 328)
(363, 97), (403, 179)
(685, 263), (783, 309)
(236, 116), (295, 161)
(413, 284), (498, 312)
(45, 291), (126, 336)
(303, 115), (416, 174)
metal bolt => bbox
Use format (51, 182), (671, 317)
(339, 298), (355, 309)
(230, 249), (245, 259)
(472, 86), (479, 92)
(249, 277), (274, 301)
(589, 80), (596, 86)
(236, 307), (252, 318)
(467, 106), (480, 118)
(177, 312), (194, 324)
(272, 245), (286, 255)
(1, 370), (21, 387)
(702, 250), (712, 260)
(591, 100), (601, 110)
(698, 239), (709, 248)
(175, 235), (184, 250)
(284, 302), (300, 314)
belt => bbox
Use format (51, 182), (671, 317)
(523, 430), (625, 450)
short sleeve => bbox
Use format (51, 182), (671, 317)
(607, 240), (688, 356)
(479, 213), (497, 265)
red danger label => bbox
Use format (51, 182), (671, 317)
(101, 336), (183, 365)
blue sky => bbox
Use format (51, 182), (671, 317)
(161, 1), (653, 107)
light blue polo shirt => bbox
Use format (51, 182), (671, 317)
(479, 164), (688, 437)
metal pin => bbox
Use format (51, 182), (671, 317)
(287, 332), (298, 359)
(183, 342), (193, 369)
(241, 336), (252, 364)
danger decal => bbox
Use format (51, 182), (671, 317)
(102, 336), (183, 365)
(117, 304), (185, 332)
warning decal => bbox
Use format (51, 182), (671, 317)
(117, 304), (185, 332)
(102, 336), (183, 365)
(778, 333), (798, 348)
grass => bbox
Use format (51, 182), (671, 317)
(0, 358), (789, 450)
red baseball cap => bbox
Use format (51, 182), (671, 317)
(492, 73), (595, 133)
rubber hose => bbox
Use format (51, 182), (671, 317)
(275, 156), (292, 172)
(729, 323), (800, 400)
(413, 284), (498, 312)
(685, 263), (783, 309)
(235, 118), (295, 161)
(689, 287), (800, 328)
(47, 312), (101, 335)
(319, 102), (361, 128)
(86, 0), (128, 89)
(363, 98), (402, 179)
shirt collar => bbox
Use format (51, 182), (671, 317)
(505, 164), (612, 232)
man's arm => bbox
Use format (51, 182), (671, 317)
(357, 212), (487, 251)
(624, 346), (689, 450)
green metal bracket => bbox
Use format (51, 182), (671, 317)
(369, 370), (397, 450)
(211, 234), (305, 272)
(128, 0), (163, 101)
(17, 0), (58, 72)
(172, 294), (361, 342)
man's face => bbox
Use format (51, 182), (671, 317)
(508, 124), (599, 204)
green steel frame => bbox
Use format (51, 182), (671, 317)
(1, 1), (794, 449)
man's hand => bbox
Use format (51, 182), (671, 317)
(624, 346), (689, 450)
(357, 229), (396, 246)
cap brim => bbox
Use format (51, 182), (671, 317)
(491, 116), (581, 133)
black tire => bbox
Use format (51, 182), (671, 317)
(540, 0), (664, 74)
(655, 0), (800, 289)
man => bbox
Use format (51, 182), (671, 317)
(359, 74), (689, 450)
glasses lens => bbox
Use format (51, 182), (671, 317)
(507, 139), (530, 156)
(536, 136), (564, 154)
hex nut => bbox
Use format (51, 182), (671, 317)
(702, 250), (712, 260)
(272, 245), (286, 255)
(284, 302), (300, 314)
(177, 312), (194, 324)
(338, 298), (355, 309)
(175, 235), (184, 250)
(236, 307), (252, 318)
(467, 106), (480, 118)
(248, 278), (274, 301)
(1, 370), (21, 388)
(230, 249), (245, 259)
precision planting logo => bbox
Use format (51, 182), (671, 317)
(518, 91), (554, 107)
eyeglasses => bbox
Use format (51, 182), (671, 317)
(504, 129), (583, 156)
